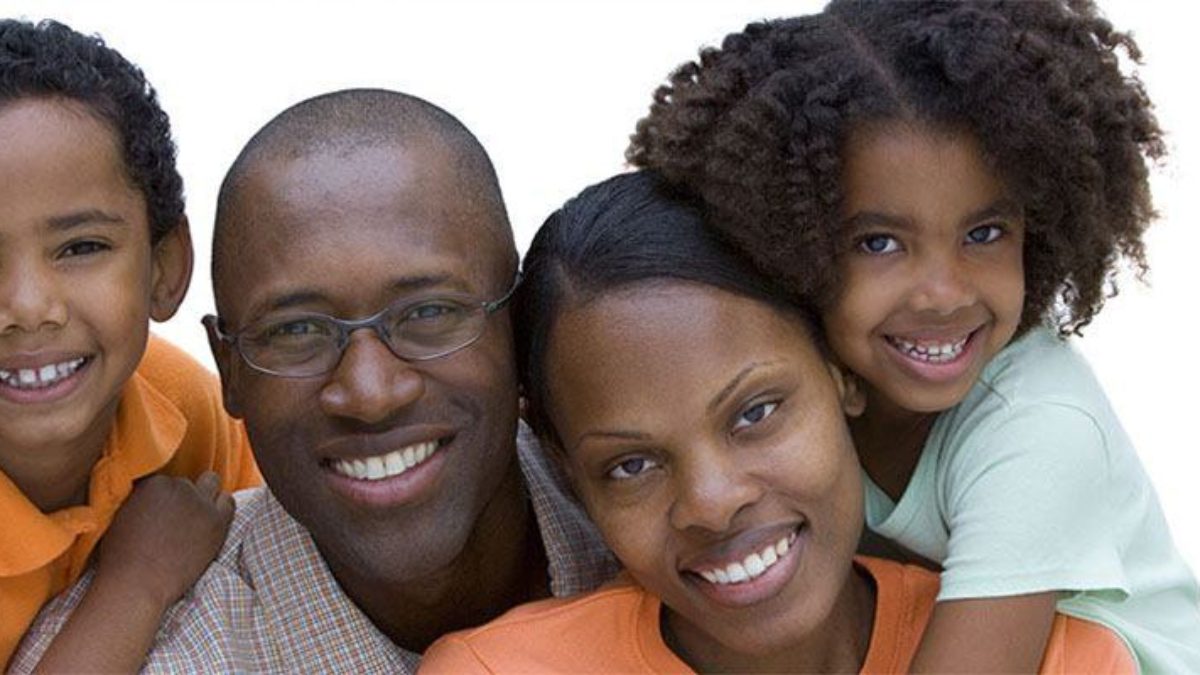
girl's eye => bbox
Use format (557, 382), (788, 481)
(856, 234), (901, 255)
(606, 456), (659, 480)
(965, 224), (1004, 245)
(733, 401), (779, 431)
(60, 240), (109, 258)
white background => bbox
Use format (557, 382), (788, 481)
(7, 2), (1197, 573)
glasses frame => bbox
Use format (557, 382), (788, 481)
(204, 272), (522, 378)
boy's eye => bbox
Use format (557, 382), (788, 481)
(59, 240), (109, 258)
(733, 401), (779, 431)
(965, 224), (1004, 245)
(606, 456), (660, 480)
(856, 234), (901, 255)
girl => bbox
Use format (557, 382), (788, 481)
(628, 0), (1200, 671)
(420, 170), (1133, 673)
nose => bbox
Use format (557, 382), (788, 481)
(668, 446), (764, 535)
(907, 250), (977, 316)
(0, 259), (68, 335)
(319, 329), (425, 424)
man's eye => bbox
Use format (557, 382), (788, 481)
(607, 456), (659, 480)
(405, 301), (465, 322)
(856, 234), (900, 255)
(60, 240), (109, 258)
(965, 224), (1004, 245)
(264, 319), (332, 340)
(733, 401), (779, 431)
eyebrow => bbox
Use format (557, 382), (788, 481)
(570, 361), (779, 453)
(842, 198), (1023, 233)
(708, 361), (777, 414)
(46, 209), (129, 232)
(258, 273), (456, 315)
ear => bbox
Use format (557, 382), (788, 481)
(826, 362), (866, 418)
(149, 218), (195, 322)
(204, 314), (244, 419)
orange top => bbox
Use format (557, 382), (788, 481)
(420, 556), (1136, 674)
(0, 336), (259, 668)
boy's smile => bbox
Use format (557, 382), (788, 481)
(0, 99), (187, 495)
(824, 122), (1025, 417)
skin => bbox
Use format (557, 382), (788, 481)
(0, 98), (191, 511)
(545, 281), (873, 673)
(208, 138), (541, 651)
(0, 98), (225, 673)
(824, 121), (1054, 672)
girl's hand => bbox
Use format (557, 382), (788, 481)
(93, 471), (235, 611)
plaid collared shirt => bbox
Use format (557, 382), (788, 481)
(11, 425), (619, 674)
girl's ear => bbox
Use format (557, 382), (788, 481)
(149, 217), (195, 322)
(827, 362), (866, 418)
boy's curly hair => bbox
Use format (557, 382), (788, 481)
(628, 0), (1163, 335)
(0, 19), (184, 244)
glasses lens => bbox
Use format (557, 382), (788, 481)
(387, 297), (485, 358)
(243, 316), (340, 375)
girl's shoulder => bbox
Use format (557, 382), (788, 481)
(969, 327), (1106, 414)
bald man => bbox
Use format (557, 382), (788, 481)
(11, 89), (617, 673)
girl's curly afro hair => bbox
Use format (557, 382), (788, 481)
(628, 0), (1164, 335)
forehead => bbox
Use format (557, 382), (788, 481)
(546, 284), (824, 435)
(219, 141), (507, 319)
(0, 98), (143, 229)
(841, 122), (1007, 216)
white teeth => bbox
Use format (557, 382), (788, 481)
(330, 440), (440, 481)
(694, 532), (799, 586)
(888, 335), (968, 363)
(0, 358), (86, 390)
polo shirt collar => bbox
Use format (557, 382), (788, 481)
(0, 370), (187, 576)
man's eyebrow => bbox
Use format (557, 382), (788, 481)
(46, 209), (129, 231)
(260, 274), (457, 315)
(708, 361), (777, 414)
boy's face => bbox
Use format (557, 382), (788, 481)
(823, 122), (1025, 416)
(0, 99), (188, 476)
(545, 282), (866, 661)
(209, 140), (521, 588)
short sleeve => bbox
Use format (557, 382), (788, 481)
(937, 403), (1130, 601)
(419, 636), (494, 674)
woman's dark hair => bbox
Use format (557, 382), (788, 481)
(515, 169), (819, 450)
(628, 0), (1163, 336)
(0, 19), (184, 244)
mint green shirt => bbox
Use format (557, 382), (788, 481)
(863, 328), (1200, 673)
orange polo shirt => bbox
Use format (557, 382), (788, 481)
(0, 336), (259, 669)
(420, 556), (1135, 673)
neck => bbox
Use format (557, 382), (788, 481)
(666, 563), (876, 673)
(0, 400), (116, 512)
(851, 388), (938, 502)
(326, 458), (548, 652)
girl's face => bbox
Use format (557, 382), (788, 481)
(823, 122), (1025, 416)
(544, 281), (866, 662)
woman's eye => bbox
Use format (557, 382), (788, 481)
(606, 456), (659, 480)
(60, 240), (109, 258)
(733, 401), (779, 431)
(965, 224), (1004, 245)
(856, 234), (901, 255)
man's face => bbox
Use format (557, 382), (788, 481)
(211, 140), (519, 583)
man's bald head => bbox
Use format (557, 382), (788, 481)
(212, 88), (515, 311)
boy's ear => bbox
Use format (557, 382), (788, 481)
(827, 362), (866, 418)
(149, 218), (195, 322)
(203, 314), (244, 419)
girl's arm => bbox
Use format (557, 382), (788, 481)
(910, 592), (1057, 673)
(32, 472), (232, 674)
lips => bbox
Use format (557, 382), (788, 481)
(694, 530), (798, 585)
(0, 354), (93, 404)
(326, 439), (441, 481)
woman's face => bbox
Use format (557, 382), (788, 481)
(543, 281), (866, 660)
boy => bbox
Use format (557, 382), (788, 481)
(1, 18), (258, 670)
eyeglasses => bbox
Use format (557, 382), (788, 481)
(204, 274), (521, 378)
